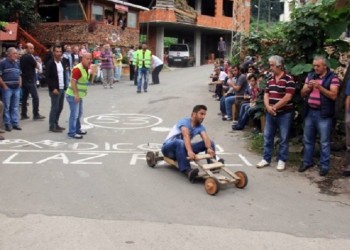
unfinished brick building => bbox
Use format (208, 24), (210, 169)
(130, 0), (251, 65)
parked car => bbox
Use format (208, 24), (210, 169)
(168, 43), (194, 67)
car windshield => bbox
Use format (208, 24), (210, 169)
(169, 45), (188, 51)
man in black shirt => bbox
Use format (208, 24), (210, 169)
(20, 43), (45, 120)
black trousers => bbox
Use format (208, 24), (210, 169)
(152, 64), (163, 84)
(129, 63), (135, 80)
(21, 83), (40, 117)
(49, 90), (65, 129)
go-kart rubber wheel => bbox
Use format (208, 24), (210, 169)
(235, 171), (248, 189)
(204, 177), (220, 195)
(146, 151), (156, 168)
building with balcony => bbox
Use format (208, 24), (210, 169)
(129, 0), (251, 65)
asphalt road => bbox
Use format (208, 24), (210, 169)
(0, 65), (349, 249)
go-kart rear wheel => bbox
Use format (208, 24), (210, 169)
(235, 171), (248, 189)
(204, 177), (220, 195)
(146, 151), (156, 168)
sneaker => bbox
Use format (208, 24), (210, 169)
(232, 125), (243, 131)
(144, 89), (148, 92)
(68, 134), (83, 139)
(222, 115), (232, 121)
(110, 85), (113, 89)
(77, 130), (87, 135)
(256, 159), (270, 168)
(276, 160), (286, 171)
(0, 135), (4, 140)
(186, 168), (199, 182)
(137, 91), (141, 93)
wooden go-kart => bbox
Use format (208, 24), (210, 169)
(146, 151), (248, 196)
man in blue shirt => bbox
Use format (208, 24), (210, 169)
(344, 79), (350, 177)
(0, 47), (22, 131)
(161, 105), (216, 181)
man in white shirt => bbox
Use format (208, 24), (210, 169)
(45, 45), (67, 132)
(151, 55), (164, 84)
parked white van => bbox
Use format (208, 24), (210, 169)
(168, 44), (194, 67)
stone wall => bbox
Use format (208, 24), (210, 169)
(29, 23), (140, 48)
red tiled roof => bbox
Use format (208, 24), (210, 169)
(0, 23), (18, 41)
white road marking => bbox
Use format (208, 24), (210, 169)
(151, 127), (171, 132)
(238, 154), (253, 167)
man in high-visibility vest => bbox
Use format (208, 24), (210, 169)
(133, 45), (141, 86)
(136, 42), (151, 93)
(66, 53), (95, 139)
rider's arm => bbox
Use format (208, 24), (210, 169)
(181, 126), (195, 160)
(200, 131), (215, 157)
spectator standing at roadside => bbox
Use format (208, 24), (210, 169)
(0, 99), (4, 139)
(20, 43), (45, 120)
(65, 53), (96, 139)
(133, 45), (141, 86)
(256, 55), (295, 171)
(100, 44), (114, 89)
(217, 37), (226, 59)
(113, 47), (123, 82)
(46, 45), (67, 133)
(0, 47), (22, 132)
(136, 42), (151, 93)
(298, 56), (340, 176)
(62, 45), (73, 86)
(127, 45), (135, 81)
(344, 77), (350, 177)
(151, 55), (163, 84)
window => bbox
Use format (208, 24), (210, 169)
(92, 4), (104, 21)
(60, 2), (84, 21)
(127, 12), (137, 28)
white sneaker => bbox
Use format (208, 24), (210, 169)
(256, 159), (270, 168)
(276, 160), (286, 171)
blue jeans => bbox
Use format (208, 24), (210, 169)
(161, 139), (215, 172)
(114, 65), (122, 81)
(303, 109), (332, 170)
(3, 87), (20, 127)
(137, 67), (149, 92)
(237, 103), (251, 129)
(263, 112), (293, 163)
(225, 95), (236, 118)
(49, 90), (65, 129)
(66, 95), (83, 136)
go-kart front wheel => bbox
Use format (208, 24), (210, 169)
(204, 177), (220, 195)
(234, 171), (248, 189)
(146, 151), (156, 168)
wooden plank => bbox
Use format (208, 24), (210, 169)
(164, 157), (177, 167)
(174, 8), (197, 19)
(194, 154), (212, 160)
(202, 162), (224, 170)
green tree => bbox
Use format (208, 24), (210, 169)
(0, 0), (40, 28)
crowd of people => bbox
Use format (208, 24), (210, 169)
(209, 54), (350, 177)
(0, 41), (164, 139)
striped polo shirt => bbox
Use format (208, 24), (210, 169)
(100, 50), (114, 69)
(305, 74), (340, 109)
(265, 73), (295, 113)
(0, 58), (21, 88)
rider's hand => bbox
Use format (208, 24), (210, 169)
(207, 148), (215, 157)
(187, 151), (196, 161)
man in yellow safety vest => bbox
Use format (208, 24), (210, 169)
(66, 53), (95, 139)
(136, 42), (151, 93)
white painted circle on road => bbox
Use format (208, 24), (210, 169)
(84, 113), (163, 130)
